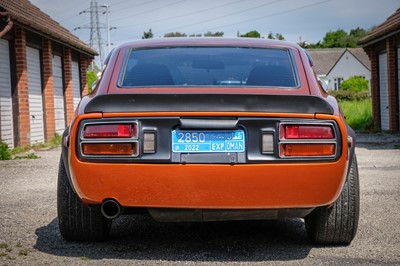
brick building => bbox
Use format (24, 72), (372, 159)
(361, 9), (400, 133)
(0, 0), (97, 148)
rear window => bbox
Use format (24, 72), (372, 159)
(119, 47), (299, 88)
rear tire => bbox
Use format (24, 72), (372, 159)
(57, 157), (111, 241)
(305, 156), (359, 245)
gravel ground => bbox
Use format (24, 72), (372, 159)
(0, 134), (399, 265)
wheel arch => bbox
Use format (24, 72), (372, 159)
(61, 126), (77, 194)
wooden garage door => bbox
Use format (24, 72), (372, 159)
(26, 46), (44, 144)
(0, 39), (14, 148)
(52, 55), (65, 135)
(378, 53), (389, 131)
(71, 61), (81, 110)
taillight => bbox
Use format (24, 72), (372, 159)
(280, 143), (335, 157)
(82, 143), (137, 156)
(83, 124), (137, 138)
(279, 124), (336, 158)
(280, 125), (334, 139)
(80, 122), (139, 157)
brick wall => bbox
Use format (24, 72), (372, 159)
(7, 27), (94, 147)
(63, 48), (74, 125)
(363, 34), (400, 133)
(14, 26), (30, 146)
(386, 37), (398, 132)
(80, 54), (90, 96)
(364, 46), (381, 129)
(42, 39), (55, 141)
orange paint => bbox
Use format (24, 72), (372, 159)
(68, 112), (349, 209)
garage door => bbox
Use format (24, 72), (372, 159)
(53, 55), (65, 135)
(0, 39), (14, 148)
(26, 46), (44, 144)
(378, 53), (389, 131)
(71, 61), (81, 110)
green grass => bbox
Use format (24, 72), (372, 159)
(339, 99), (374, 131)
(13, 153), (40, 160)
(10, 133), (62, 155)
(0, 133), (62, 161)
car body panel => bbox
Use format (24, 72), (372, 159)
(67, 110), (349, 209)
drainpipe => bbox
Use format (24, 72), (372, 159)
(0, 11), (13, 38)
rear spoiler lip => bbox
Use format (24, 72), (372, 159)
(84, 94), (334, 115)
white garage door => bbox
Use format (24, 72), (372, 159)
(53, 55), (65, 135)
(378, 53), (389, 131)
(0, 39), (14, 148)
(26, 46), (44, 144)
(72, 61), (81, 110)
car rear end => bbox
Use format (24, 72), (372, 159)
(59, 38), (358, 244)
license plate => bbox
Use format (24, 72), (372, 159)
(172, 130), (245, 153)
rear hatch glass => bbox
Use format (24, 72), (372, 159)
(119, 47), (299, 88)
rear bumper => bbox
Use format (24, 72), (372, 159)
(69, 158), (348, 209)
(67, 111), (350, 210)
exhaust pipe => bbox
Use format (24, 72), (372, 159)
(101, 199), (122, 219)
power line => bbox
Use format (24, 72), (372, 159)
(58, 0), (140, 23)
(153, 0), (283, 36)
(58, 0), (136, 30)
(111, 0), (160, 13)
(115, 0), (243, 30)
(111, 0), (188, 24)
(197, 0), (332, 33)
(74, 0), (115, 67)
(54, 1), (88, 23)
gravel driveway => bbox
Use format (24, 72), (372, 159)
(0, 134), (399, 265)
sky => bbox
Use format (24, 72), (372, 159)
(30, 0), (399, 57)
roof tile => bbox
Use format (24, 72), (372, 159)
(307, 48), (370, 75)
(306, 48), (345, 75)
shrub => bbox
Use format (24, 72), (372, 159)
(340, 76), (369, 92)
(87, 71), (98, 93)
(50, 133), (62, 146)
(0, 142), (11, 160)
(329, 89), (370, 101)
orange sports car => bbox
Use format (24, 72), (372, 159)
(58, 38), (359, 244)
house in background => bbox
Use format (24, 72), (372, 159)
(307, 48), (371, 91)
(0, 0), (97, 148)
(361, 8), (400, 133)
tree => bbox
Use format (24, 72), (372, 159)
(322, 29), (348, 48)
(87, 71), (98, 93)
(164, 32), (187, 37)
(299, 27), (371, 48)
(267, 32), (285, 40)
(347, 27), (368, 47)
(275, 33), (285, 40)
(240, 30), (261, 38)
(204, 31), (224, 37)
(142, 28), (153, 39)
(189, 33), (202, 37)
